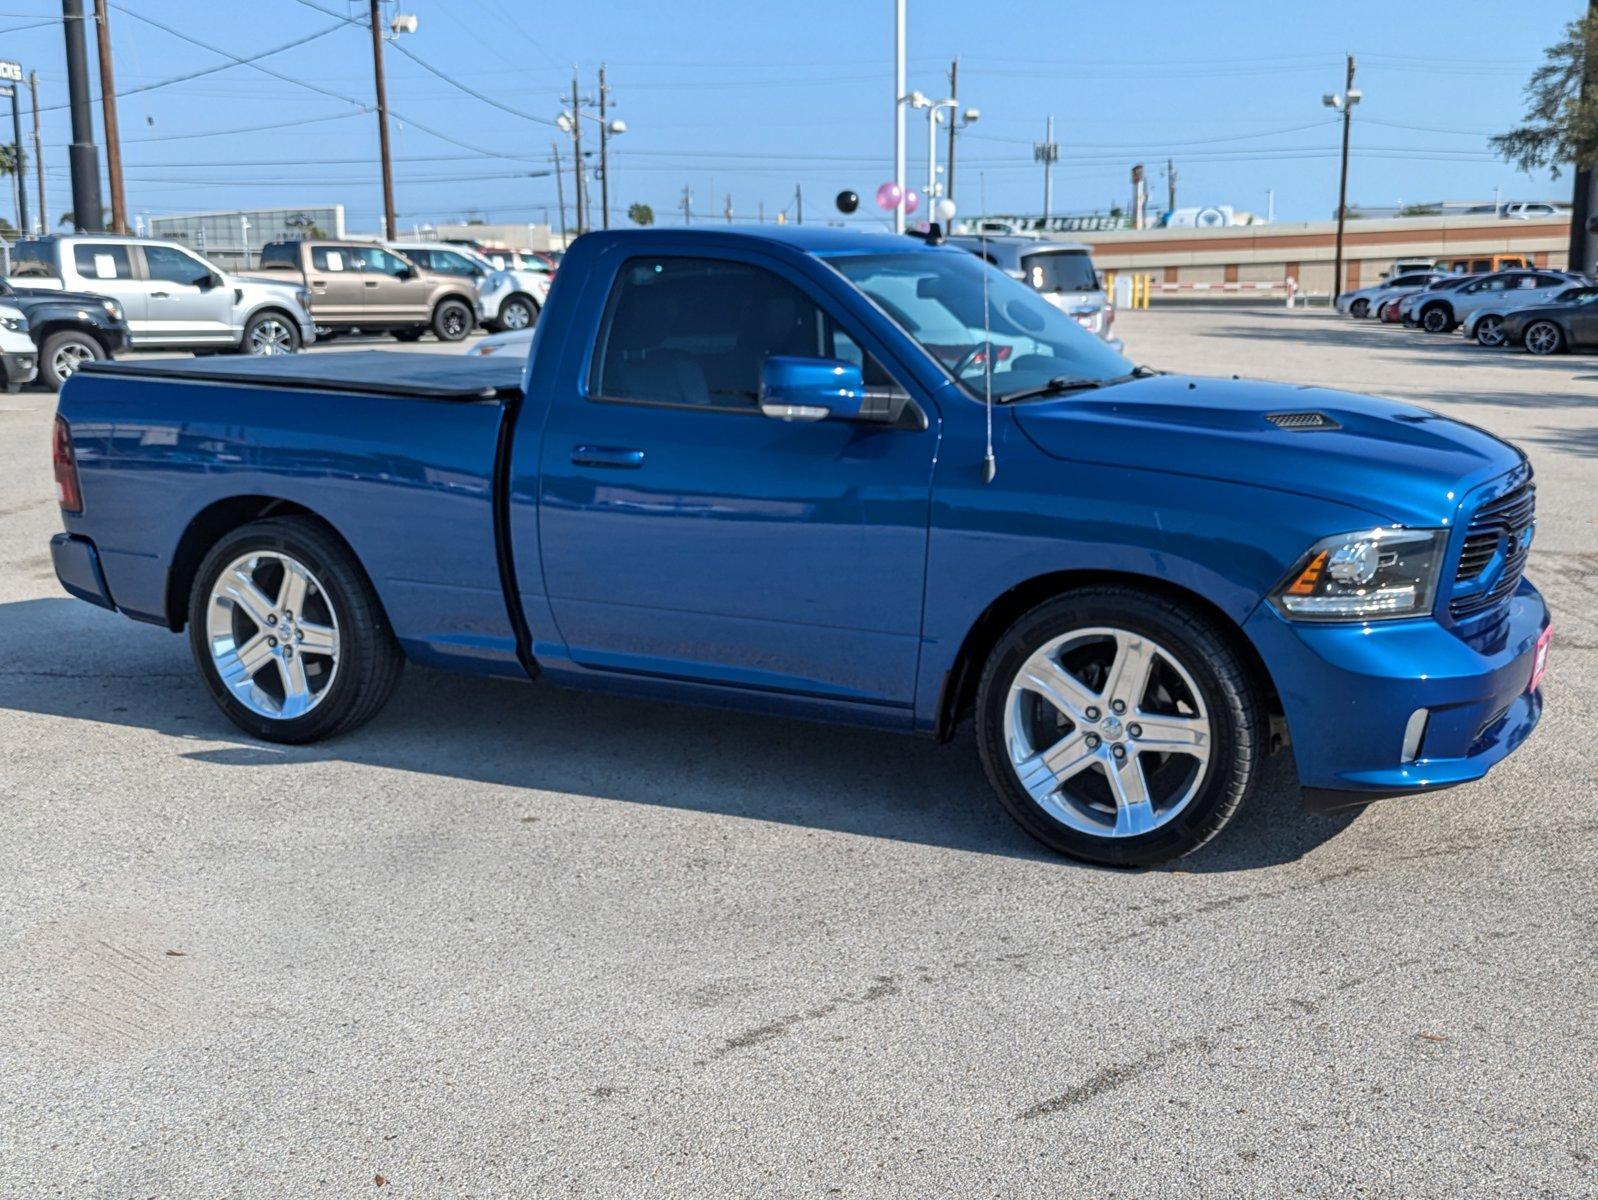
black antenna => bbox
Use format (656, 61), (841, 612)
(980, 172), (996, 484)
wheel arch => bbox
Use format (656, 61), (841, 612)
(163, 495), (367, 631)
(501, 289), (540, 315)
(932, 568), (1282, 743)
(34, 318), (113, 354)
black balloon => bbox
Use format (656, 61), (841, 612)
(835, 190), (860, 214)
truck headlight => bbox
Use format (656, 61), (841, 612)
(1272, 528), (1446, 621)
(1, 315), (27, 332)
(101, 298), (123, 321)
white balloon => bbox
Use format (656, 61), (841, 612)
(934, 198), (958, 223)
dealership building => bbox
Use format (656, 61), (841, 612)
(146, 206), (347, 270)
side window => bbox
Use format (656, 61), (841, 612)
(258, 242), (296, 268)
(310, 247), (349, 272)
(10, 241), (56, 277)
(1534, 274), (1567, 288)
(73, 243), (133, 280)
(143, 244), (213, 286)
(354, 247), (411, 276)
(432, 250), (474, 274)
(592, 257), (836, 410)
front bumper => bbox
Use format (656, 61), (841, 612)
(1, 348), (38, 389)
(1245, 580), (1550, 809)
(51, 532), (116, 610)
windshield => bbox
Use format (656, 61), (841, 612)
(828, 251), (1131, 400)
(1020, 249), (1098, 293)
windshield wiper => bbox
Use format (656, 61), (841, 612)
(995, 365), (1157, 405)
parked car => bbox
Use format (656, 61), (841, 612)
(945, 234), (1120, 349)
(1499, 289), (1598, 355)
(1336, 272), (1443, 318)
(1501, 202), (1567, 220)
(1465, 284), (1598, 347)
(388, 241), (548, 332)
(0, 302), (36, 390)
(1398, 275), (1478, 327)
(1440, 253), (1530, 275)
(50, 227), (1550, 868)
(250, 240), (481, 343)
(1382, 258), (1436, 279)
(8, 234), (314, 355)
(467, 326), (534, 358)
(0, 278), (132, 390)
(1416, 270), (1582, 334)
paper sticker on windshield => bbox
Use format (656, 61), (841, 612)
(94, 253), (120, 278)
(325, 251), (344, 271)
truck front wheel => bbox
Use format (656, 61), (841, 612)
(431, 298), (474, 342)
(187, 517), (403, 744)
(974, 588), (1266, 867)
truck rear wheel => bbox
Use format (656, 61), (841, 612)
(974, 588), (1266, 867)
(431, 298), (473, 342)
(187, 516), (402, 744)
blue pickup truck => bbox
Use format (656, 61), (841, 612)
(48, 227), (1550, 866)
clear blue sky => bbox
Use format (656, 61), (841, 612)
(0, 0), (1579, 233)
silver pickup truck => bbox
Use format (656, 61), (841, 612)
(8, 234), (315, 355)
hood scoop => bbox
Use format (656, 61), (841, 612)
(1266, 410), (1341, 431)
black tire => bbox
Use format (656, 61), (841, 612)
(431, 297), (474, 342)
(1420, 303), (1453, 333)
(1523, 319), (1565, 356)
(187, 516), (403, 744)
(974, 588), (1266, 867)
(392, 328), (425, 343)
(240, 310), (301, 356)
(493, 294), (538, 333)
(38, 329), (105, 391)
(1350, 298), (1370, 318)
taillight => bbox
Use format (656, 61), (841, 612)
(53, 414), (82, 514)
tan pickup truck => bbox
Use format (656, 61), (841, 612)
(249, 240), (482, 342)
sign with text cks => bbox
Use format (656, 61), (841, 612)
(0, 61), (22, 83)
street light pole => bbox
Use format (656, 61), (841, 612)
(368, 0), (396, 240)
(60, 0), (102, 231)
(569, 73), (585, 235)
(1324, 54), (1360, 305)
(1034, 114), (1059, 220)
(892, 0), (905, 233)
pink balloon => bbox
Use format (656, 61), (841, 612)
(903, 189), (921, 215)
(874, 181), (903, 211)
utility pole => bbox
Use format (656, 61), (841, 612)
(680, 183), (692, 225)
(61, 0), (101, 231)
(91, 0), (124, 231)
(795, 182), (802, 225)
(1327, 53), (1358, 303)
(28, 71), (43, 232)
(723, 193), (733, 223)
(892, 0), (905, 233)
(368, 0), (396, 240)
(569, 73), (586, 235)
(5, 87), (23, 235)
(1033, 114), (1059, 220)
(1163, 157), (1177, 215)
(946, 58), (959, 207)
(551, 140), (567, 244)
(596, 70), (609, 228)
(1570, 0), (1598, 273)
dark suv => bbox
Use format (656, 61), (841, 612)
(0, 279), (132, 390)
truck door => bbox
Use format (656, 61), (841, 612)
(68, 243), (145, 339)
(137, 244), (234, 345)
(352, 246), (432, 322)
(534, 251), (938, 709)
(306, 245), (362, 324)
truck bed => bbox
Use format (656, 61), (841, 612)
(79, 350), (524, 401)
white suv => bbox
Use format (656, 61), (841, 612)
(8, 235), (316, 354)
(388, 242), (549, 333)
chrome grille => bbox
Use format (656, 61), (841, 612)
(1451, 482), (1535, 618)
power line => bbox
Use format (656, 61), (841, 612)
(126, 109), (364, 143)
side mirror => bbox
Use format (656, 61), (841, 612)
(396, 266), (415, 280)
(200, 272), (223, 290)
(758, 355), (907, 425)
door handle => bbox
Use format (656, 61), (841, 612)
(150, 291), (170, 298)
(364, 280), (380, 288)
(571, 445), (645, 469)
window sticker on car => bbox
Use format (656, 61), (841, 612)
(326, 251), (344, 271)
(93, 253), (119, 278)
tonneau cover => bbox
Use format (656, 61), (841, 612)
(80, 350), (524, 401)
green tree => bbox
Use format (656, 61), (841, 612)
(1492, 11), (1598, 177)
(627, 201), (655, 227)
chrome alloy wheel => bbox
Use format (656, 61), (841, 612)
(205, 551), (340, 719)
(52, 340), (97, 380)
(248, 317), (295, 355)
(1474, 315), (1506, 347)
(500, 298), (533, 329)
(1002, 626), (1212, 838)
(1525, 321), (1561, 356)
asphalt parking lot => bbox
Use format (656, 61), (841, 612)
(1, 308), (1593, 1198)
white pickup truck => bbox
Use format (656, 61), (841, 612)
(8, 234), (316, 355)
